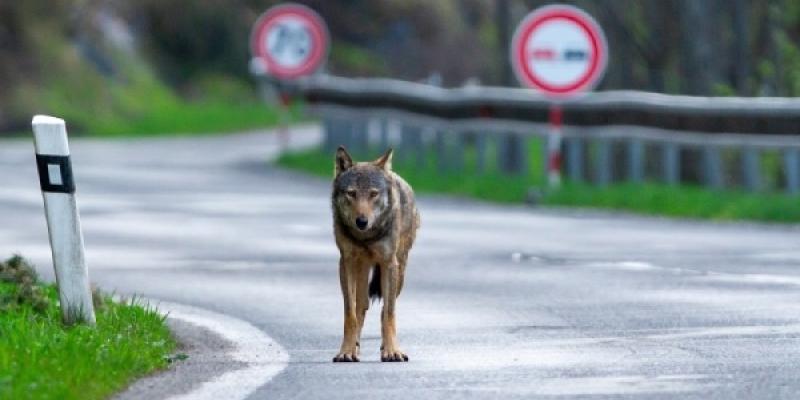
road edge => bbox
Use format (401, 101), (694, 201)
(155, 299), (289, 400)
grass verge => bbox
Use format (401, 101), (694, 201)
(11, 30), (302, 138)
(42, 70), (305, 138)
(0, 255), (177, 400)
(276, 147), (800, 223)
(79, 99), (304, 138)
(543, 182), (800, 222)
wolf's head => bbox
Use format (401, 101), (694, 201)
(332, 146), (393, 233)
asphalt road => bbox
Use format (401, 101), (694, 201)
(3, 126), (800, 399)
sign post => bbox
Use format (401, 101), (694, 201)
(250, 3), (329, 152)
(547, 105), (563, 185)
(32, 115), (96, 326)
(511, 4), (608, 187)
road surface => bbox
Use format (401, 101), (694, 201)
(2, 126), (800, 399)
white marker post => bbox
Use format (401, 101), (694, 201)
(31, 115), (95, 325)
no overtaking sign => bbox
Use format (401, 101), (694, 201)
(510, 5), (608, 187)
(511, 4), (608, 98)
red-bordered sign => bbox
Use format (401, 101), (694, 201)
(250, 3), (329, 80)
(511, 5), (608, 98)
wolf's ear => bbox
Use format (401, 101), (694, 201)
(335, 146), (354, 176)
(374, 148), (393, 171)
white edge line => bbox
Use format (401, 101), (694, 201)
(145, 299), (289, 400)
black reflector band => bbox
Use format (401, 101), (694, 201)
(36, 154), (75, 194)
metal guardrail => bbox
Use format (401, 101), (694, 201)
(293, 75), (800, 135)
(275, 75), (800, 194)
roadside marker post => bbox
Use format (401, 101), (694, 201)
(511, 4), (608, 188)
(31, 115), (96, 326)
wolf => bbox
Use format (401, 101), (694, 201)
(331, 146), (420, 362)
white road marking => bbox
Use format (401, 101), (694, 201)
(151, 300), (289, 400)
(533, 374), (714, 396)
(702, 272), (800, 287)
(752, 251), (800, 262)
(586, 261), (659, 271)
(645, 324), (800, 341)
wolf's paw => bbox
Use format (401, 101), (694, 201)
(332, 350), (360, 362)
(381, 348), (408, 362)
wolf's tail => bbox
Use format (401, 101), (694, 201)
(368, 264), (381, 301)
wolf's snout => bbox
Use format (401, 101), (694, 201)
(355, 216), (368, 230)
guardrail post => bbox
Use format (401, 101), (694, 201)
(343, 119), (356, 153)
(327, 118), (347, 152)
(31, 115), (96, 326)
(379, 118), (389, 152)
(496, 134), (506, 174)
(332, 118), (343, 152)
(521, 135), (530, 177)
(347, 119), (358, 154)
(435, 129), (448, 173)
(399, 124), (411, 165)
(322, 116), (335, 153)
(353, 118), (369, 157)
(476, 133), (487, 174)
(628, 139), (644, 183)
(399, 124), (424, 168)
(414, 127), (425, 168)
(703, 146), (724, 189)
(566, 136), (583, 182)
(499, 133), (526, 175)
(662, 142), (680, 185)
(742, 147), (761, 192)
(594, 138), (612, 186)
(454, 131), (465, 172)
(327, 118), (340, 153)
(784, 149), (800, 194)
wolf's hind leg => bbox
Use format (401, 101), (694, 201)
(380, 258), (408, 362)
(395, 242), (411, 297)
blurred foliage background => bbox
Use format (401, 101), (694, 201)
(0, 0), (798, 136)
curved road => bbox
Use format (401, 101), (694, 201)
(2, 127), (800, 399)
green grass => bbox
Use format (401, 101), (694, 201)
(39, 68), (304, 138)
(330, 42), (388, 76)
(10, 26), (299, 138)
(277, 145), (800, 223)
(543, 182), (800, 222)
(0, 255), (177, 400)
(79, 99), (303, 138)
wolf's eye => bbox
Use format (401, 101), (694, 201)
(369, 190), (379, 198)
(346, 190), (357, 198)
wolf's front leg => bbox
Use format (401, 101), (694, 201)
(355, 265), (370, 351)
(380, 259), (408, 362)
(333, 258), (360, 362)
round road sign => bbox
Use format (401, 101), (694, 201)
(251, 3), (329, 80)
(511, 4), (608, 98)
